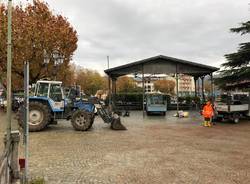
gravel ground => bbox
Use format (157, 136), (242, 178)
(0, 110), (250, 184)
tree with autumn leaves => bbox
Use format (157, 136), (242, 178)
(154, 79), (175, 95)
(116, 76), (142, 93)
(75, 68), (107, 95)
(0, 1), (78, 90)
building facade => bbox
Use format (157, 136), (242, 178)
(134, 74), (195, 96)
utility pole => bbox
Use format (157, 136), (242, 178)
(107, 55), (110, 69)
(6, 0), (12, 151)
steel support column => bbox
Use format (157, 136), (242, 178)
(114, 79), (117, 95)
(111, 78), (117, 111)
(176, 64), (179, 114)
(107, 56), (111, 109)
(197, 77), (200, 98)
(111, 78), (117, 94)
(201, 76), (205, 102)
(142, 65), (145, 117)
(108, 76), (111, 109)
(176, 73), (179, 113)
(210, 73), (214, 102)
(194, 77), (198, 98)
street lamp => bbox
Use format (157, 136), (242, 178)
(43, 50), (50, 77)
(52, 50), (64, 80)
(43, 49), (50, 65)
(43, 49), (64, 80)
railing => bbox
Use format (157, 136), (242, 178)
(0, 147), (11, 184)
(0, 131), (20, 184)
(115, 101), (143, 110)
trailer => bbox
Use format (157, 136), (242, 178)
(146, 93), (167, 115)
(214, 92), (250, 123)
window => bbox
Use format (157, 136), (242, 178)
(36, 83), (49, 97)
(50, 84), (63, 101)
(149, 95), (165, 104)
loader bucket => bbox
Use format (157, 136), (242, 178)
(111, 114), (127, 130)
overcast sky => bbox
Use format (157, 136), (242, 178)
(23, 0), (250, 73)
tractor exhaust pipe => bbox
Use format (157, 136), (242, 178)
(111, 114), (127, 130)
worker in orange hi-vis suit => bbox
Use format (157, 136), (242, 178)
(202, 101), (214, 127)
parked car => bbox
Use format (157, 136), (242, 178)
(0, 93), (24, 112)
(0, 97), (7, 110)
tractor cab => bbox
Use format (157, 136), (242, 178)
(35, 80), (64, 99)
(33, 80), (65, 112)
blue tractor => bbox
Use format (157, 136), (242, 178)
(17, 80), (126, 132)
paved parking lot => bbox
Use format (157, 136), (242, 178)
(1, 110), (250, 184)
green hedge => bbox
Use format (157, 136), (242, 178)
(178, 96), (201, 105)
(114, 93), (143, 102)
(108, 93), (171, 104)
(105, 94), (201, 110)
(106, 94), (198, 105)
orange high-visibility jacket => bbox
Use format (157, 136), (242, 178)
(202, 104), (214, 118)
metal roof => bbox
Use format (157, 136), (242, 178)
(104, 55), (219, 78)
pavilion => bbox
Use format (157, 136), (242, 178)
(104, 55), (219, 113)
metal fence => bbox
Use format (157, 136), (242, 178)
(0, 131), (20, 184)
(0, 147), (11, 184)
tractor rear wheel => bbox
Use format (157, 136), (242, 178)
(71, 110), (93, 131)
(17, 101), (50, 132)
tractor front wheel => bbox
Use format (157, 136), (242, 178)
(71, 110), (93, 131)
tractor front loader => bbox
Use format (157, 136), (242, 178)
(88, 97), (127, 130)
(17, 79), (127, 132)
